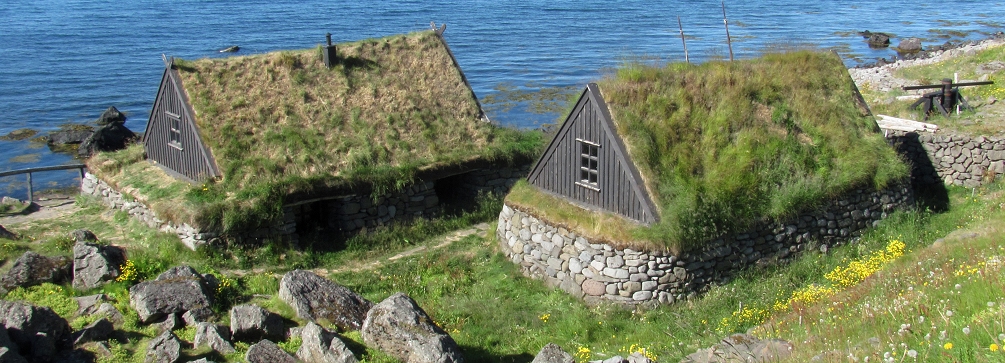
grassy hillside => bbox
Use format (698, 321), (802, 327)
(3, 176), (1001, 362)
(90, 30), (543, 231)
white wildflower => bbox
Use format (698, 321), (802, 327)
(907, 349), (917, 359)
(963, 327), (971, 335)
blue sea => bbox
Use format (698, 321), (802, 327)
(2, 0), (1004, 197)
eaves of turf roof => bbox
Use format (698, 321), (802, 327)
(172, 30), (505, 198)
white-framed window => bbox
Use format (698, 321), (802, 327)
(167, 112), (182, 150)
(577, 138), (600, 190)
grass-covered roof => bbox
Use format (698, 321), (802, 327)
(91, 31), (541, 231)
(508, 51), (908, 252)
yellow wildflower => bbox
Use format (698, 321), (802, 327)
(944, 342), (953, 350)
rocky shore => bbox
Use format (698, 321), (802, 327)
(850, 36), (1005, 94)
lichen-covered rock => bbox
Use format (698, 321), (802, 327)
(182, 307), (213, 327)
(361, 293), (464, 363)
(229, 304), (284, 342)
(145, 330), (181, 363)
(531, 343), (574, 363)
(0, 300), (71, 363)
(74, 294), (107, 316)
(681, 333), (792, 363)
(194, 322), (235, 355)
(72, 242), (125, 290)
(279, 270), (373, 331)
(129, 266), (213, 324)
(297, 322), (357, 363)
(0, 252), (72, 293)
(94, 303), (124, 327)
(245, 340), (296, 363)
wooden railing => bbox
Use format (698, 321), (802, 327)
(0, 164), (87, 202)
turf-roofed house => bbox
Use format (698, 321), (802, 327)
(82, 29), (540, 249)
(497, 51), (915, 305)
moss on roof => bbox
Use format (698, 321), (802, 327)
(91, 31), (542, 231)
(509, 51), (909, 252)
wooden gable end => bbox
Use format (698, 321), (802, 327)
(527, 83), (658, 224)
(142, 66), (220, 183)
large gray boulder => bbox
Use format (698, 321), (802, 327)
(866, 32), (891, 47)
(532, 343), (574, 363)
(78, 122), (136, 157)
(72, 242), (125, 290)
(681, 333), (792, 363)
(193, 322), (235, 355)
(245, 340), (296, 363)
(129, 266), (213, 324)
(278, 270), (373, 331)
(145, 330), (181, 363)
(297, 322), (357, 363)
(96, 106), (126, 126)
(0, 252), (72, 293)
(229, 304), (284, 342)
(0, 300), (71, 362)
(898, 37), (923, 53)
(361, 293), (463, 363)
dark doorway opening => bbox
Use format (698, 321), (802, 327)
(434, 172), (480, 216)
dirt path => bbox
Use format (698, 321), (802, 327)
(0, 196), (80, 227)
(222, 222), (492, 278)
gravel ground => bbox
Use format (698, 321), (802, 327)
(849, 38), (1005, 94)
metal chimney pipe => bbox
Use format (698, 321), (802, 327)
(323, 33), (337, 68)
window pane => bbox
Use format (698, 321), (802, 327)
(589, 172), (597, 184)
(581, 169), (589, 181)
(590, 159), (598, 170)
(590, 145), (599, 158)
(581, 143), (589, 154)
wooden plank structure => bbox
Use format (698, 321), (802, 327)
(142, 56), (221, 183)
(527, 83), (659, 225)
(876, 114), (939, 133)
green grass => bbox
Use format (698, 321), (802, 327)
(89, 30), (544, 233)
(3, 181), (1002, 362)
(539, 51), (909, 251)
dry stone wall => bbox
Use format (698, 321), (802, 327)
(82, 165), (527, 249)
(886, 131), (1005, 187)
(497, 183), (914, 305)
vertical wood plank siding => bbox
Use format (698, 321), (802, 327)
(526, 84), (658, 224)
(143, 68), (220, 182)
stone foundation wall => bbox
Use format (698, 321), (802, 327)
(496, 183), (914, 305)
(886, 131), (1005, 187)
(82, 164), (528, 249)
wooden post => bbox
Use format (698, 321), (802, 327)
(678, 16), (689, 63)
(26, 172), (32, 202)
(722, 1), (734, 61)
